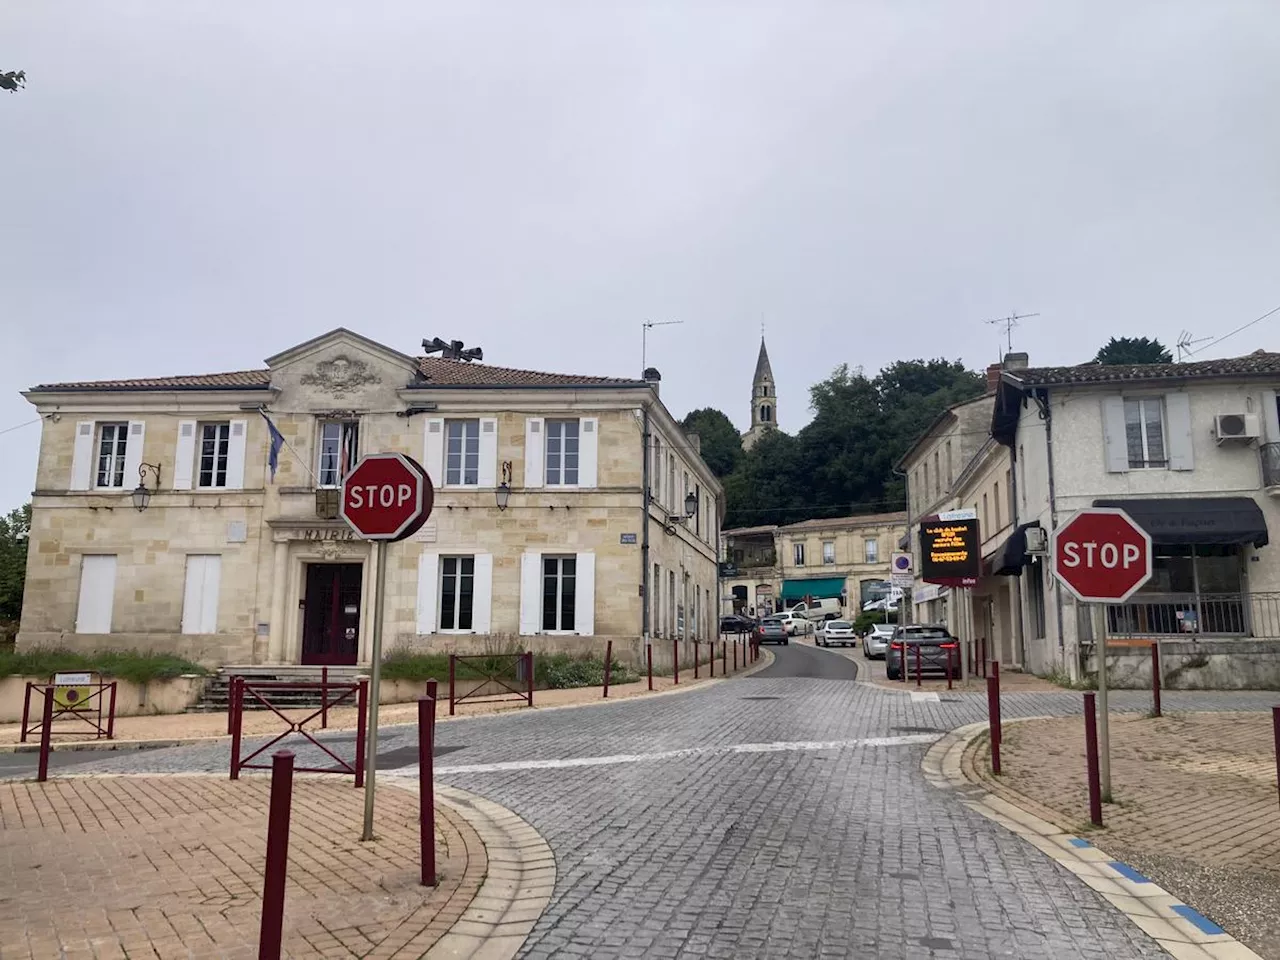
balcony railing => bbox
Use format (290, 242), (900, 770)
(1261, 442), (1280, 490)
(730, 552), (777, 570)
(1106, 592), (1280, 639)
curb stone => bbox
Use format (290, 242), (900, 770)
(923, 720), (1266, 960)
(0, 647), (775, 756)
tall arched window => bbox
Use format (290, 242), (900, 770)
(761, 405), (772, 423)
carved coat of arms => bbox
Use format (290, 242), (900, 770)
(300, 355), (382, 398)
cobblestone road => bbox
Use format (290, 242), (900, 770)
(30, 650), (1279, 959)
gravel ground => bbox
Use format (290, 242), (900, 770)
(1107, 843), (1280, 960)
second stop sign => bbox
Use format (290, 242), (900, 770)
(1050, 507), (1152, 603)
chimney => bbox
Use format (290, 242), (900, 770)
(643, 366), (661, 396)
(1003, 351), (1029, 371)
(986, 363), (1003, 394)
(686, 432), (701, 454)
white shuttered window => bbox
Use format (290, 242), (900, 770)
(181, 555), (222, 634)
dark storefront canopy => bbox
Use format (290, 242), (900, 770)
(780, 577), (846, 601)
(992, 522), (1042, 576)
(1093, 497), (1269, 548)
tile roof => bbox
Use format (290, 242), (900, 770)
(779, 511), (908, 532)
(28, 357), (644, 393)
(1004, 350), (1280, 388)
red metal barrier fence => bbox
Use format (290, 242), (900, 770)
(448, 652), (533, 716)
(229, 676), (368, 784)
(22, 675), (117, 743)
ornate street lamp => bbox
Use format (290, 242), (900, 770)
(132, 463), (162, 512)
(495, 460), (513, 511)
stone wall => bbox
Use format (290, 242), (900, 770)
(1097, 640), (1280, 691)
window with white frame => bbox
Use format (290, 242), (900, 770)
(793, 542), (805, 566)
(542, 555), (577, 631)
(317, 420), (359, 487)
(1124, 398), (1166, 468)
(545, 419), (580, 486)
(822, 541), (835, 564)
(864, 538), (878, 563)
(445, 420), (480, 486)
(95, 423), (130, 489)
(439, 556), (475, 630)
(198, 423), (231, 488)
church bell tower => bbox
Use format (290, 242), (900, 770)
(741, 337), (776, 451)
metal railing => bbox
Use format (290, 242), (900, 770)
(1106, 592), (1280, 639)
(1261, 442), (1280, 489)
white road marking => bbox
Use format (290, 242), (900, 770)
(910, 692), (941, 703)
(420, 734), (943, 776)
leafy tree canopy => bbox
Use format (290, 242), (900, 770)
(0, 503), (31, 625)
(711, 359), (984, 529)
(680, 407), (742, 478)
(1093, 336), (1172, 365)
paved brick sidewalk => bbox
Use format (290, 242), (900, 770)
(0, 667), (746, 748)
(966, 711), (1280, 959)
(0, 775), (485, 958)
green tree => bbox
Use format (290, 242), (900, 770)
(1093, 336), (1172, 365)
(680, 407), (742, 478)
(1, 70), (25, 93)
(0, 503), (31, 627)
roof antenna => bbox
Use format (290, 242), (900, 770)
(983, 311), (1040, 354)
(423, 337), (483, 362)
(1175, 330), (1212, 362)
(641, 319), (683, 374)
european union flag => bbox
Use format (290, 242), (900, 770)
(260, 409), (286, 482)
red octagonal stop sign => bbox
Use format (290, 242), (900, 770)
(340, 453), (434, 541)
(1050, 507), (1153, 603)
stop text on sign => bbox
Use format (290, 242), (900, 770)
(1058, 541), (1143, 570)
(346, 483), (416, 510)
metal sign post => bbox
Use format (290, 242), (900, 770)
(339, 453), (433, 843)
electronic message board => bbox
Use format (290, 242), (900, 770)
(919, 512), (981, 586)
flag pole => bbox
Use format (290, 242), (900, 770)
(257, 407), (321, 486)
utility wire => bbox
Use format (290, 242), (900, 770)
(1185, 302), (1280, 358)
(0, 417), (42, 437)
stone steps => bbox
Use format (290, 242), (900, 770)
(189, 665), (367, 713)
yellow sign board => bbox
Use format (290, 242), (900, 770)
(52, 672), (95, 712)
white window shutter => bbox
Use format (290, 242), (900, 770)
(575, 552), (595, 635)
(70, 421), (95, 491)
(519, 551), (542, 634)
(477, 418), (498, 487)
(225, 420), (248, 489)
(181, 555), (222, 634)
(524, 418), (544, 488)
(1101, 397), (1129, 473)
(472, 553), (493, 633)
(122, 421), (146, 489)
(578, 417), (599, 488)
(1264, 390), (1280, 443)
(1165, 393), (1195, 471)
(75, 555), (117, 634)
(416, 551), (440, 634)
(423, 418), (445, 488)
(173, 421), (197, 490)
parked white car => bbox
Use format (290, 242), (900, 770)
(816, 620), (857, 647)
(773, 611), (813, 636)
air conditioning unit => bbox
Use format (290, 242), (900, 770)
(1214, 413), (1261, 444)
(1024, 526), (1048, 554)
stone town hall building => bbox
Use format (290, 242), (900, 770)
(16, 329), (722, 669)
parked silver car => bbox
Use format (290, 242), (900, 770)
(862, 622), (895, 659)
(816, 620), (856, 647)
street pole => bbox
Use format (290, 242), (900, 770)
(1095, 603), (1111, 801)
(362, 540), (388, 842)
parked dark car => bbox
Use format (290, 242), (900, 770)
(720, 614), (756, 635)
(756, 617), (789, 645)
(885, 625), (960, 681)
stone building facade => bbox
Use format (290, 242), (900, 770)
(18, 329), (722, 669)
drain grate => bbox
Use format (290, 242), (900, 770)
(377, 743), (467, 768)
(918, 937), (954, 951)
(891, 725), (944, 734)
(741, 696), (781, 701)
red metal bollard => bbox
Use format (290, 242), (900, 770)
(448, 655), (456, 716)
(1084, 692), (1104, 826)
(647, 644), (653, 691)
(37, 688), (53, 782)
(733, 640), (738, 672)
(1273, 706), (1280, 813)
(694, 641), (700, 680)
(915, 646), (922, 688)
(721, 642), (727, 674)
(321, 666), (329, 729)
(258, 750), (296, 960)
(226, 673), (238, 736)
(354, 678), (368, 789)
(673, 638), (679, 684)
(426, 678), (438, 709)
(986, 674), (1001, 776)
(418, 697), (437, 886)
(946, 645), (953, 690)
(106, 681), (117, 739)
(1150, 644), (1162, 718)
(229, 677), (244, 780)
(20, 682), (33, 743)
(603, 640), (613, 699)
(991, 660), (1002, 741)
(526, 650), (535, 706)
(709, 639), (715, 678)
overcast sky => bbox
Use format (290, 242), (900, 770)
(4, 1), (1279, 512)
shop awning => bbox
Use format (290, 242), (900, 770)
(780, 577), (846, 601)
(1093, 497), (1269, 548)
(992, 522), (1041, 576)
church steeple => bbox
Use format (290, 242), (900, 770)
(742, 337), (777, 451)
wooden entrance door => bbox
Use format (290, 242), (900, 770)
(301, 563), (362, 665)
